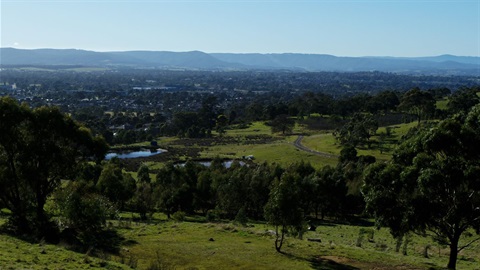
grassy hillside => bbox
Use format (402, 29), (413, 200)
(2, 214), (479, 269)
(0, 232), (128, 269)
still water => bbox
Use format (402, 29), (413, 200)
(105, 149), (166, 160)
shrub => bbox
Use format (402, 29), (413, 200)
(172, 211), (186, 222)
(206, 209), (220, 222)
(55, 181), (117, 246)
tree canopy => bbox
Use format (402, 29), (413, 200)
(264, 168), (305, 252)
(363, 104), (480, 269)
(397, 87), (435, 124)
(0, 96), (108, 237)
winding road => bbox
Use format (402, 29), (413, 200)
(293, 135), (338, 158)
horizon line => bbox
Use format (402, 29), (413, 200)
(1, 47), (478, 59)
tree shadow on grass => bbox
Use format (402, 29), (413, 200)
(59, 228), (125, 254)
(281, 252), (359, 270)
(308, 216), (374, 228)
(309, 256), (360, 270)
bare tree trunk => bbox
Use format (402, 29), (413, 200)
(275, 225), (285, 253)
(447, 238), (459, 270)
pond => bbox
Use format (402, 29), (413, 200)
(105, 148), (166, 160)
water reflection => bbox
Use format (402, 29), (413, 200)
(105, 149), (166, 160)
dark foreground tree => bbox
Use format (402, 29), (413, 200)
(363, 105), (480, 270)
(0, 96), (107, 238)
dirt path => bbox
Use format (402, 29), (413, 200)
(293, 135), (338, 158)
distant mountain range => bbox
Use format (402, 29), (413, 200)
(1, 48), (479, 75)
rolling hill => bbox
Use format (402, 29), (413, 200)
(1, 48), (479, 75)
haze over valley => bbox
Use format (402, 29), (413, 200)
(1, 47), (479, 75)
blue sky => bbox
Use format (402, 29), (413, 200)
(1, 0), (479, 57)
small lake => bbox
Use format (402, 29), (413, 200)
(105, 149), (166, 160)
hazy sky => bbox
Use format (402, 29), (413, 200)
(1, 0), (479, 57)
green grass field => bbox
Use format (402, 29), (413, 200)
(300, 121), (420, 161)
(2, 214), (479, 270)
(436, 98), (448, 110)
(0, 231), (128, 269)
(201, 140), (338, 169)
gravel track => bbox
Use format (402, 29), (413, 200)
(293, 135), (338, 158)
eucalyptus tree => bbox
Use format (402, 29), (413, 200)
(334, 113), (378, 148)
(447, 86), (480, 115)
(363, 105), (480, 269)
(397, 87), (435, 124)
(270, 114), (295, 135)
(264, 170), (304, 252)
(0, 96), (107, 237)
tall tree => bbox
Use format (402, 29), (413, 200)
(398, 87), (435, 124)
(264, 171), (304, 252)
(363, 105), (480, 270)
(137, 164), (151, 184)
(270, 114), (295, 135)
(447, 86), (480, 115)
(0, 97), (107, 236)
(368, 90), (399, 114)
(155, 163), (194, 218)
(334, 113), (378, 147)
(96, 162), (136, 209)
(314, 166), (347, 219)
